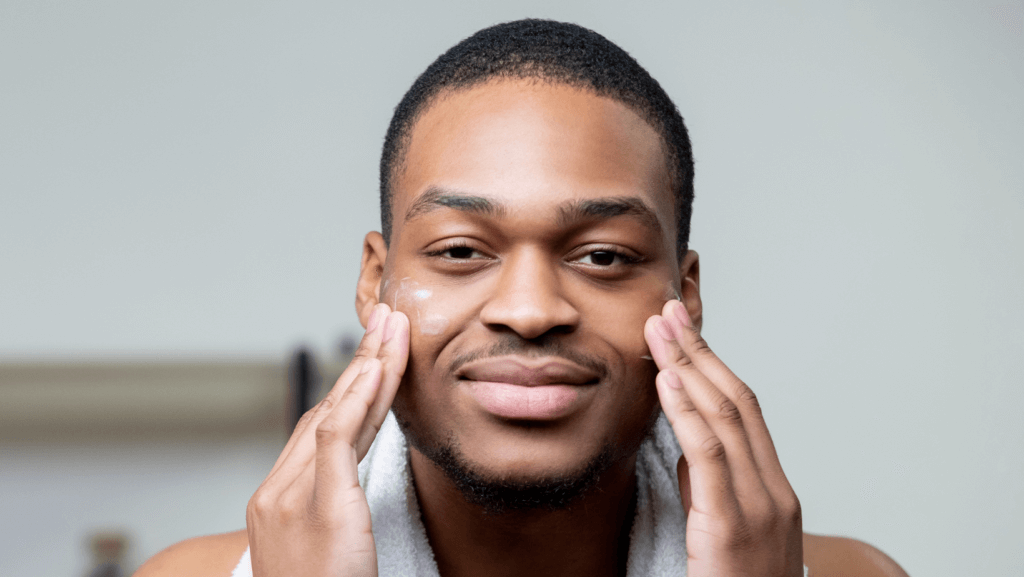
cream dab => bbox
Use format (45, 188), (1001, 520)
(386, 276), (451, 336)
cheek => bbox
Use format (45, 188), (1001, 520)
(381, 276), (482, 442)
(583, 276), (676, 433)
(379, 276), (471, 367)
(583, 275), (678, 360)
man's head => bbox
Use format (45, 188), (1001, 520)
(356, 19), (702, 514)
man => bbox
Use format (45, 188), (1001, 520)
(137, 20), (909, 577)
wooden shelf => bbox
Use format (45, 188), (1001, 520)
(0, 360), (291, 441)
(0, 356), (354, 442)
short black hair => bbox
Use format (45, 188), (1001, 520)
(379, 18), (694, 253)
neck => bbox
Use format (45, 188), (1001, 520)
(409, 448), (638, 577)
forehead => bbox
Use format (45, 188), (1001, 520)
(393, 79), (674, 239)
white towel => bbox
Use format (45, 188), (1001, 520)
(233, 411), (806, 576)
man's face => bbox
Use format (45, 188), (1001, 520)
(364, 79), (686, 490)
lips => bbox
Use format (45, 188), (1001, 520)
(459, 356), (600, 386)
(458, 356), (600, 420)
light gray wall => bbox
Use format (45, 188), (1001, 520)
(2, 1), (1022, 576)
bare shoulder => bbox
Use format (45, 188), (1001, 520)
(133, 529), (248, 577)
(803, 532), (909, 577)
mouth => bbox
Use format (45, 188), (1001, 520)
(457, 356), (601, 420)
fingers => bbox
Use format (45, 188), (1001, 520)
(656, 300), (788, 488)
(323, 304), (393, 403)
(246, 304), (408, 577)
(355, 310), (409, 459)
(655, 369), (738, 517)
(647, 303), (804, 576)
(265, 303), (398, 483)
(247, 358), (385, 577)
(312, 358), (384, 508)
(645, 310), (765, 497)
(645, 299), (799, 515)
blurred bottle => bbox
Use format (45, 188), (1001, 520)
(288, 346), (321, 428)
(86, 532), (128, 577)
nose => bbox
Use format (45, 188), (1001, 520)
(478, 247), (581, 340)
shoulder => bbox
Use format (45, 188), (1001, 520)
(803, 532), (909, 577)
(133, 529), (248, 577)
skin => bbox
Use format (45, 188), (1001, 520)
(133, 80), (910, 577)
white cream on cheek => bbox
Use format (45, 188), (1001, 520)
(384, 276), (451, 336)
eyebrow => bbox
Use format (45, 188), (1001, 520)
(555, 196), (663, 235)
(404, 186), (663, 235)
(404, 186), (507, 222)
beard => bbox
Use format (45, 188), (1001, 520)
(411, 430), (616, 515)
(417, 430), (614, 516)
(396, 410), (661, 516)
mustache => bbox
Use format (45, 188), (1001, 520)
(446, 334), (609, 380)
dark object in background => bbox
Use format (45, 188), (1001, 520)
(288, 347), (322, 429)
(86, 532), (128, 577)
(88, 562), (121, 577)
(339, 333), (357, 357)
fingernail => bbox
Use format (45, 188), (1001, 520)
(655, 317), (674, 341)
(674, 301), (692, 328)
(661, 370), (684, 389)
(360, 358), (375, 374)
(367, 306), (382, 332)
(382, 314), (397, 343)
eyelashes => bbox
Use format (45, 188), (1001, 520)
(426, 243), (487, 260)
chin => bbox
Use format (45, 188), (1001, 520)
(418, 429), (617, 515)
(475, 434), (612, 481)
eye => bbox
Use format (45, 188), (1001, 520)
(423, 240), (494, 276)
(575, 249), (637, 267)
(427, 243), (488, 260)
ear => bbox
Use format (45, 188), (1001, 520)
(679, 250), (703, 332)
(355, 231), (389, 328)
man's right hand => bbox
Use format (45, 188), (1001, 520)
(246, 304), (410, 577)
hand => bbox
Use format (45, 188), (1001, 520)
(644, 299), (803, 577)
(246, 304), (410, 577)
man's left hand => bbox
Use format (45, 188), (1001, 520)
(644, 299), (803, 577)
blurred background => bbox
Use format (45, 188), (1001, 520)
(1, 1), (1021, 575)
